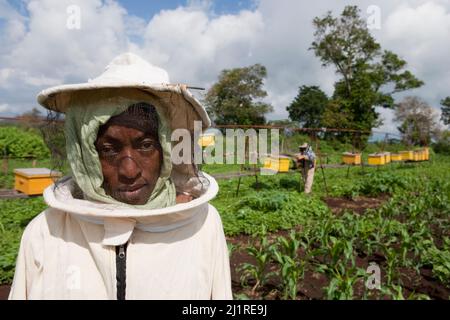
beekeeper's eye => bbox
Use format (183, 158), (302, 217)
(98, 143), (118, 157)
(138, 138), (159, 152)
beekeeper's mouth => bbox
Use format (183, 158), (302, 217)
(112, 183), (152, 205)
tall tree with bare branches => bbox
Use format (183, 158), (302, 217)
(395, 96), (441, 146)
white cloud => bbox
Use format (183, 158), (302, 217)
(138, 7), (264, 86)
(0, 68), (13, 86)
(124, 14), (147, 37)
(376, 107), (398, 135)
(0, 67), (60, 88)
(0, 0), (27, 56)
(0, 103), (10, 113)
(0, 0), (137, 116)
(4, 0), (132, 79)
(381, 1), (450, 101)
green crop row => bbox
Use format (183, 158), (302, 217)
(0, 197), (47, 284)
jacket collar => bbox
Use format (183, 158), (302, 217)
(43, 172), (218, 246)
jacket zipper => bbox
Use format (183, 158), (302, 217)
(115, 243), (127, 300)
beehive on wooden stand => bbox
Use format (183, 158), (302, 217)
(368, 154), (386, 166)
(342, 152), (362, 165)
(399, 151), (413, 161)
(263, 155), (291, 172)
(391, 153), (402, 162)
(14, 168), (62, 196)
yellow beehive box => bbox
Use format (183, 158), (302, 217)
(384, 152), (391, 163)
(14, 168), (62, 196)
(413, 151), (420, 161)
(423, 147), (429, 160)
(419, 150), (425, 161)
(391, 153), (402, 162)
(399, 151), (413, 161)
(342, 152), (361, 165)
(368, 154), (386, 166)
(198, 134), (215, 147)
(263, 156), (291, 172)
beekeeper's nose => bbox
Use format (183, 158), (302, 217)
(118, 154), (142, 180)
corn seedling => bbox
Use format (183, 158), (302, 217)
(270, 232), (305, 300)
(227, 242), (239, 257)
(382, 246), (400, 286)
(238, 228), (275, 294)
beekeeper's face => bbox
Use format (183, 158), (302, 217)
(95, 124), (162, 205)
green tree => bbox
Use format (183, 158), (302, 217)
(433, 130), (450, 155)
(287, 85), (328, 128)
(204, 64), (273, 125)
(440, 97), (450, 125)
(321, 99), (353, 129)
(311, 5), (424, 134)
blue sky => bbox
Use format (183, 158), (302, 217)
(5, 0), (256, 19)
(118, 0), (187, 19)
(116, 0), (256, 19)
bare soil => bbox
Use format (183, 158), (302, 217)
(323, 194), (390, 215)
(0, 285), (10, 300)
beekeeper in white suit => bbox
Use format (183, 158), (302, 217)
(8, 53), (232, 300)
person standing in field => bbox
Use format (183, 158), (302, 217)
(8, 53), (232, 300)
(295, 143), (316, 194)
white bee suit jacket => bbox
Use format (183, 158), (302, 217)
(8, 173), (232, 300)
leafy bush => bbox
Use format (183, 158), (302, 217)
(433, 132), (450, 155)
(221, 191), (330, 236)
(421, 239), (450, 286)
(279, 177), (300, 190)
(0, 126), (50, 159)
(340, 172), (411, 198)
(238, 192), (290, 212)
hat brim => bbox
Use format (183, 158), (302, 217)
(37, 82), (211, 128)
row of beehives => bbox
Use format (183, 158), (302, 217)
(342, 148), (430, 166)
